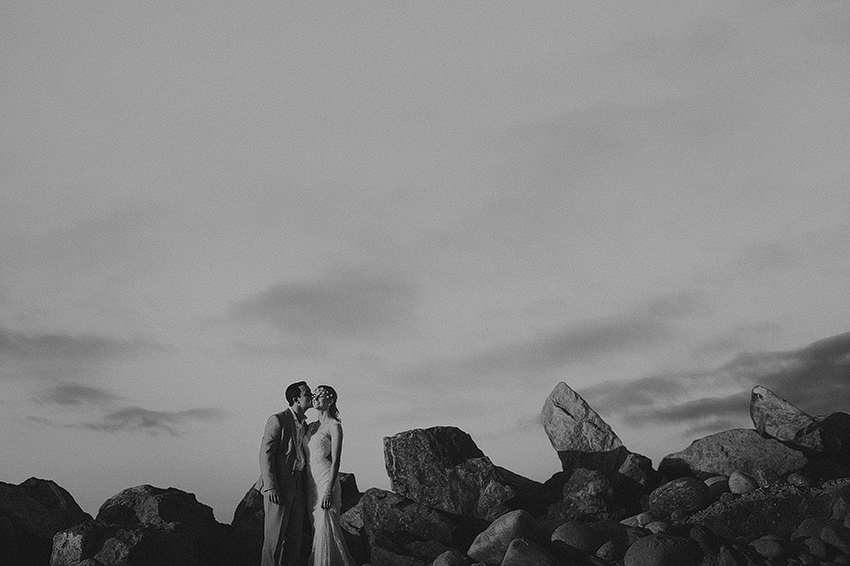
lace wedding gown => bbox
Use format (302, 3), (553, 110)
(306, 420), (356, 566)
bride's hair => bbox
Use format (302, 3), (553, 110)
(317, 385), (340, 421)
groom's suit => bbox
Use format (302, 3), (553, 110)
(257, 407), (307, 566)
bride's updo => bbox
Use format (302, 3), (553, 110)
(316, 385), (340, 421)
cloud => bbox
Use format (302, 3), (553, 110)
(453, 291), (707, 377)
(227, 268), (419, 340)
(586, 331), (850, 433)
(0, 327), (172, 361)
(78, 406), (228, 436)
(20, 408), (212, 436)
(32, 383), (120, 406)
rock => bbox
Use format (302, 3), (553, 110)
(501, 538), (561, 566)
(53, 485), (227, 566)
(351, 488), (483, 566)
(660, 429), (808, 479)
(792, 517), (843, 539)
(821, 524), (850, 555)
(787, 473), (813, 488)
(383, 427), (544, 521)
(52, 521), (209, 566)
(0, 477), (91, 566)
(728, 472), (759, 495)
(704, 476), (729, 499)
(750, 385), (826, 452)
(753, 467), (782, 488)
(545, 468), (622, 522)
(541, 382), (626, 473)
(688, 483), (825, 539)
(644, 521), (668, 534)
(97, 485), (216, 526)
(224, 485), (265, 566)
(467, 510), (545, 566)
(748, 534), (787, 559)
(649, 478), (710, 518)
(550, 519), (599, 553)
(429, 548), (468, 566)
(623, 534), (700, 566)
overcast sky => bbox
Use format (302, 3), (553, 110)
(3, 1), (850, 521)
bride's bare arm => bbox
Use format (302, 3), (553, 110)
(323, 422), (344, 509)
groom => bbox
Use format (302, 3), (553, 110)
(257, 381), (313, 566)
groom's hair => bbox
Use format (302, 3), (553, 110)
(285, 381), (307, 406)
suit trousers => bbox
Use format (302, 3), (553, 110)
(262, 471), (306, 566)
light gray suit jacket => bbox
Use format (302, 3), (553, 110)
(256, 407), (302, 496)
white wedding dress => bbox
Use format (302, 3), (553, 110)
(306, 420), (357, 566)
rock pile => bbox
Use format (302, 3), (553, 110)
(8, 381), (850, 565)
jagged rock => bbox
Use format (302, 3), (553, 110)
(224, 485), (264, 566)
(659, 429), (808, 478)
(51, 520), (208, 566)
(347, 488), (485, 566)
(97, 485), (216, 526)
(622, 533), (700, 566)
(383, 427), (544, 521)
(545, 468), (627, 522)
(787, 473), (813, 488)
(0, 477), (91, 566)
(649, 478), (710, 518)
(750, 385), (826, 452)
(53, 485), (228, 566)
(500, 538), (561, 566)
(686, 480), (850, 539)
(467, 510), (545, 566)
(541, 382), (623, 471)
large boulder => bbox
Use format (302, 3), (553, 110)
(467, 509), (546, 566)
(0, 477), (91, 566)
(750, 385), (826, 452)
(384, 427), (544, 521)
(659, 429), (808, 478)
(622, 534), (700, 566)
(52, 485), (228, 566)
(345, 488), (486, 566)
(687, 479), (850, 539)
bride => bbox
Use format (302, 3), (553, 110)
(306, 385), (357, 566)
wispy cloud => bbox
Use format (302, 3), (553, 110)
(452, 291), (707, 377)
(226, 268), (419, 340)
(78, 406), (228, 436)
(0, 327), (172, 361)
(31, 383), (120, 406)
(27, 406), (228, 437)
(586, 331), (850, 433)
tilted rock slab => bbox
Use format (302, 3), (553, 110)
(0, 477), (91, 566)
(384, 427), (544, 521)
(659, 428), (808, 478)
(541, 382), (623, 469)
(750, 385), (826, 452)
(541, 382), (654, 487)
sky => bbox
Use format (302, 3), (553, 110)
(2, 1), (850, 522)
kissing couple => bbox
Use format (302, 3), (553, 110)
(257, 381), (357, 566)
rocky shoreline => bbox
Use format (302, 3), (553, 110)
(5, 382), (850, 566)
